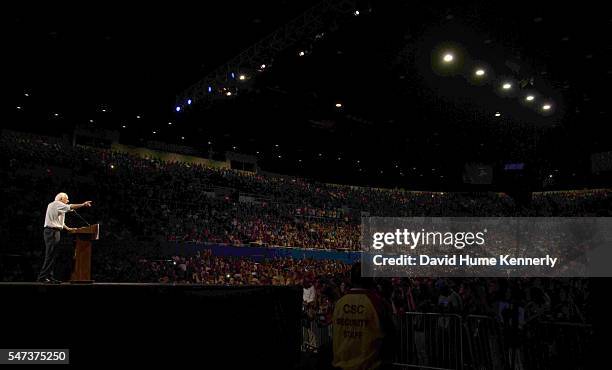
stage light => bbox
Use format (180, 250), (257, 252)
(256, 151), (260, 154)
(502, 83), (512, 90)
(495, 112), (501, 117)
(298, 51), (305, 57)
(181, 136), (185, 140)
(101, 108), (106, 112)
(24, 93), (29, 97)
(475, 69), (485, 76)
(208, 141), (212, 145)
(542, 104), (551, 110)
(335, 103), (342, 108)
(275, 144), (279, 147)
(208, 86), (212, 93)
(232, 146), (237, 150)
(443, 53), (454, 63)
(175, 106), (181, 112)
(136, 115), (141, 119)
(90, 119), (94, 123)
(152, 130), (157, 134)
(278, 155), (282, 159)
(226, 91), (232, 96)
(16, 106), (22, 110)
(298, 159), (302, 162)
(54, 113), (59, 117)
(354, 10), (360, 16)
(231, 72), (235, 79)
(187, 99), (192, 105)
(239, 74), (246, 80)
(526, 95), (535, 101)
(110, 164), (115, 169)
(260, 64), (266, 69)
(122, 125), (126, 128)
(168, 122), (172, 125)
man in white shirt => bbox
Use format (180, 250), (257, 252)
(38, 192), (92, 283)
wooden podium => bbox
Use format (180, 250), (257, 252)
(68, 224), (99, 283)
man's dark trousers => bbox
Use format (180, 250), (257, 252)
(38, 228), (61, 280)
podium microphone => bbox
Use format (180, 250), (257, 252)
(72, 209), (91, 226)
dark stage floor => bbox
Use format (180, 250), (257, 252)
(1, 283), (302, 367)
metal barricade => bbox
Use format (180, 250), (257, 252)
(464, 315), (508, 370)
(302, 318), (333, 353)
(396, 312), (464, 370)
(522, 321), (593, 370)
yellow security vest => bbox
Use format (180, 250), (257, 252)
(332, 289), (385, 370)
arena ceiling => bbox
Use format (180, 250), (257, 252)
(7, 0), (611, 190)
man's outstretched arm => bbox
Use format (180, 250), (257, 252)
(69, 201), (92, 210)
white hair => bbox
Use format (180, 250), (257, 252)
(55, 192), (68, 201)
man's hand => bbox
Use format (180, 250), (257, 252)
(65, 227), (75, 232)
(83, 201), (93, 207)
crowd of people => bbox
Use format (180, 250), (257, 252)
(126, 250), (589, 323)
(2, 130), (610, 255)
(0, 130), (599, 330)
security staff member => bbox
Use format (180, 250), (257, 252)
(332, 264), (394, 370)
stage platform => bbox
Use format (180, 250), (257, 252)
(0, 282), (302, 367)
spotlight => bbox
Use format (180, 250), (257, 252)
(24, 93), (29, 97)
(208, 86), (212, 93)
(181, 136), (185, 140)
(239, 75), (246, 80)
(90, 119), (94, 123)
(526, 95), (535, 101)
(168, 122), (172, 126)
(136, 115), (141, 119)
(230, 72), (235, 79)
(101, 109), (106, 112)
(175, 106), (181, 112)
(122, 125), (126, 128)
(502, 83), (512, 90)
(152, 130), (157, 134)
(54, 113), (59, 117)
(298, 51), (305, 57)
(443, 53), (454, 63)
(226, 91), (232, 96)
(16, 106), (22, 110)
(187, 99), (192, 105)
(110, 164), (114, 169)
(354, 10), (360, 16)
(542, 104), (551, 110)
(260, 64), (266, 69)
(495, 112), (501, 117)
(335, 103), (342, 108)
(475, 69), (485, 76)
